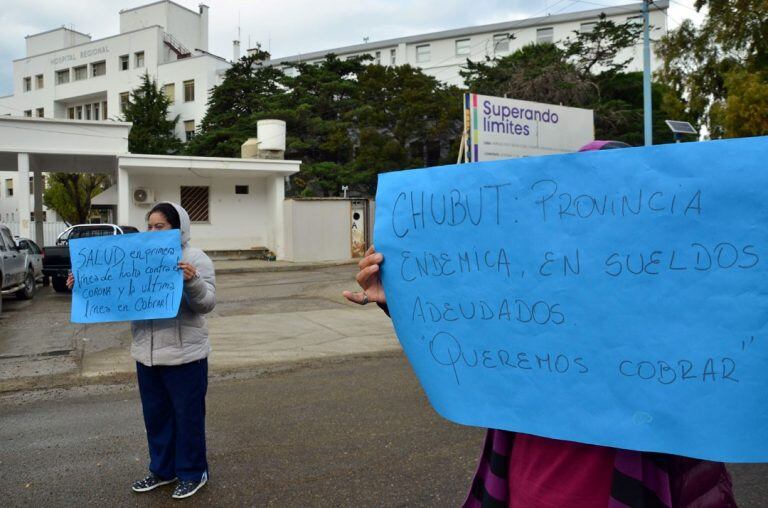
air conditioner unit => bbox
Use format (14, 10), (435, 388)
(132, 187), (155, 206)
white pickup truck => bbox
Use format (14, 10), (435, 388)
(0, 224), (36, 316)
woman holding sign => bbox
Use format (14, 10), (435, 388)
(68, 202), (215, 499)
(345, 141), (737, 507)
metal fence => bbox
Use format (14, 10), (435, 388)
(4, 221), (69, 245)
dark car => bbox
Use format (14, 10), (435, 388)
(43, 224), (139, 292)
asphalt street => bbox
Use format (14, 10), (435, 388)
(2, 354), (768, 507)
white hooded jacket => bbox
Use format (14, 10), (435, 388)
(130, 202), (216, 366)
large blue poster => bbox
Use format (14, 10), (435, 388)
(374, 136), (768, 462)
(69, 229), (183, 324)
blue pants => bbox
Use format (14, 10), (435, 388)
(136, 359), (208, 482)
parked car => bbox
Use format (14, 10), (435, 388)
(0, 224), (36, 316)
(14, 237), (43, 283)
(43, 224), (139, 293)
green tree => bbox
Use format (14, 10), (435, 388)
(122, 72), (182, 154)
(192, 52), (462, 196)
(43, 173), (107, 225)
(656, 0), (768, 137)
(462, 43), (596, 107)
(186, 48), (285, 157)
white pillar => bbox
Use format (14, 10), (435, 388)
(33, 169), (44, 245)
(17, 153), (31, 238)
(117, 165), (131, 226)
(266, 175), (285, 259)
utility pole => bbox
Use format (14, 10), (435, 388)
(642, 0), (653, 146)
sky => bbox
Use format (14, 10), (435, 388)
(0, 0), (706, 96)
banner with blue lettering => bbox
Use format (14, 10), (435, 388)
(70, 229), (183, 324)
(374, 136), (768, 462)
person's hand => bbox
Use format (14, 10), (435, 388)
(178, 261), (198, 281)
(66, 272), (74, 290)
(343, 246), (386, 305)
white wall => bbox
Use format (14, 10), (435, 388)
(26, 28), (91, 58)
(120, 1), (206, 53)
(157, 55), (229, 139)
(283, 199), (353, 262)
(126, 173), (272, 251)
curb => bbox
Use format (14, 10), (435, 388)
(0, 350), (403, 395)
(214, 260), (357, 275)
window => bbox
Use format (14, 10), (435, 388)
(180, 186), (209, 222)
(68, 107), (75, 119)
(493, 33), (510, 53)
(135, 51), (145, 68)
(23, 76), (31, 92)
(85, 104), (91, 120)
(416, 44), (430, 63)
(5, 179), (13, 197)
(184, 120), (195, 141)
(93, 102), (100, 120)
(119, 54), (129, 70)
(455, 39), (471, 56)
(56, 69), (70, 85)
(537, 27), (554, 44)
(74, 65), (87, 81)
(102, 101), (108, 119)
(183, 80), (194, 102)
(35, 74), (44, 89)
(119, 92), (129, 113)
(390, 48), (396, 65)
(23, 110), (32, 117)
(36, 108), (44, 118)
(235, 185), (249, 195)
(580, 22), (597, 34)
(374, 51), (381, 65)
(75, 105), (83, 120)
(29, 175), (45, 194)
(163, 83), (175, 104)
(92, 60), (106, 77)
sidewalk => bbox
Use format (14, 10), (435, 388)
(81, 305), (399, 379)
(0, 258), (400, 392)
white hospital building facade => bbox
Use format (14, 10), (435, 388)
(0, 1), (231, 227)
(0, 1), (229, 141)
(259, 1), (668, 86)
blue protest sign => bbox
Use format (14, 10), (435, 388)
(374, 136), (768, 462)
(70, 229), (183, 324)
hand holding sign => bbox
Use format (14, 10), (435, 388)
(374, 136), (768, 462)
(69, 229), (184, 323)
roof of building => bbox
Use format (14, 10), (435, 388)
(25, 26), (91, 41)
(119, 0), (202, 17)
(261, 0), (669, 64)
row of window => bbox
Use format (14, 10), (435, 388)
(67, 101), (108, 121)
(22, 74), (45, 92)
(52, 59), (108, 86)
(22, 108), (45, 118)
(366, 18), (632, 65)
(26, 51), (147, 90)
(117, 79), (195, 114)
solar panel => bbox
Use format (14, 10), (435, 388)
(665, 120), (697, 135)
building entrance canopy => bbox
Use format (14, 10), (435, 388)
(0, 117), (299, 255)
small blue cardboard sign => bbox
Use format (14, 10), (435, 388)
(374, 136), (768, 462)
(69, 229), (183, 324)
